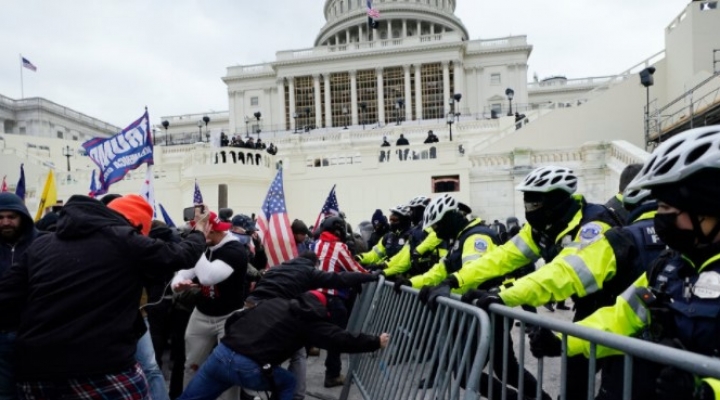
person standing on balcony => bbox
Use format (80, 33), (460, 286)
(396, 134), (410, 160)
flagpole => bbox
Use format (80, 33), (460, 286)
(19, 54), (24, 99)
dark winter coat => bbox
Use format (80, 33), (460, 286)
(0, 195), (206, 380)
(0, 192), (38, 277)
(222, 294), (380, 366)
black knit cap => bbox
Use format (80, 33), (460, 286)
(651, 169), (720, 217)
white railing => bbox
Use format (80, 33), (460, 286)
(527, 76), (614, 91)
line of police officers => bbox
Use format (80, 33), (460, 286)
(351, 125), (720, 400)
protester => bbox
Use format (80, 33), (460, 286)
(0, 193), (39, 400)
(0, 194), (206, 400)
(424, 130), (439, 144)
(291, 219), (311, 254)
(178, 291), (389, 400)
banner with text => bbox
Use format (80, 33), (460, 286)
(83, 110), (154, 196)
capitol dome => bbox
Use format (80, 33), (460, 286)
(316, 0), (469, 46)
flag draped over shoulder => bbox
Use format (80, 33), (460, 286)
(256, 168), (298, 267)
(15, 164), (26, 200)
(83, 110), (154, 197)
(313, 185), (340, 229)
(35, 170), (57, 221)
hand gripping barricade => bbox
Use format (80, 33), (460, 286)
(340, 277), (491, 400)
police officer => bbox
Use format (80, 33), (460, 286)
(433, 166), (622, 399)
(379, 196), (445, 279)
(604, 163), (643, 223)
(357, 205), (413, 267)
(530, 126), (720, 400)
(397, 194), (549, 400)
(465, 187), (663, 399)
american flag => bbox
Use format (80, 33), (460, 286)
(256, 168), (298, 268)
(193, 180), (204, 204)
(139, 166), (158, 218)
(21, 57), (37, 72)
(313, 185), (340, 229)
(367, 0), (380, 19)
(1, 176), (7, 193)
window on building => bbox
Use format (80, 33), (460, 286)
(421, 63), (443, 120)
(432, 175), (460, 193)
(57, 131), (63, 139)
(383, 67), (404, 125)
(357, 69), (378, 126)
(19, 127), (26, 135)
(330, 72), (351, 127)
(294, 76), (314, 129)
(73, 135), (78, 141)
(490, 73), (501, 85)
(250, 96), (259, 106)
(491, 103), (502, 115)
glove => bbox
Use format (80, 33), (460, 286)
(393, 277), (411, 294)
(529, 328), (562, 358)
(460, 290), (504, 311)
(366, 263), (387, 272)
(370, 269), (384, 277)
(655, 367), (697, 400)
(419, 284), (450, 310)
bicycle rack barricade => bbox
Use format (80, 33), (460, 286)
(341, 279), (491, 400)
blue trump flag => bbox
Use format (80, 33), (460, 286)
(83, 110), (154, 196)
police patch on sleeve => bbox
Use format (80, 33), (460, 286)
(474, 238), (488, 252)
(579, 223), (603, 245)
(693, 271), (720, 299)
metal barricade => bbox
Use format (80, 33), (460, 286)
(485, 304), (720, 400)
(341, 279), (491, 400)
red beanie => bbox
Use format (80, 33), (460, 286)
(108, 194), (153, 236)
(308, 290), (327, 307)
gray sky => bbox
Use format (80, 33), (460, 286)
(0, 0), (686, 128)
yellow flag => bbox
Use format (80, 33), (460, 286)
(35, 170), (57, 221)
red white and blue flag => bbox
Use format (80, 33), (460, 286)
(21, 57), (37, 72)
(367, 0), (380, 19)
(313, 185), (340, 229)
(256, 168), (297, 268)
(193, 180), (204, 205)
(88, 170), (98, 198)
(1, 176), (7, 193)
(140, 166), (158, 218)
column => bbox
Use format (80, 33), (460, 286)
(414, 64), (423, 120)
(376, 68), (385, 125)
(359, 24), (364, 42)
(476, 67), (484, 116)
(403, 65), (412, 122)
(335, 34), (339, 45)
(275, 81), (285, 130)
(324, 74), (332, 127)
(346, 29), (350, 44)
(288, 77), (296, 131)
(350, 70), (359, 126)
(454, 60), (465, 110)
(442, 61), (450, 114)
(388, 20), (392, 39)
(313, 74), (322, 128)
(417, 21), (422, 36)
(402, 19), (407, 38)
(430, 24), (435, 35)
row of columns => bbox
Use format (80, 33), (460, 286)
(281, 61), (464, 130)
(327, 20), (449, 46)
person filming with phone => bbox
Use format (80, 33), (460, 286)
(172, 204), (249, 396)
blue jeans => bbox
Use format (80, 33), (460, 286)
(0, 332), (16, 400)
(179, 343), (295, 400)
(136, 322), (170, 400)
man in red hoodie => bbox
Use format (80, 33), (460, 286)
(313, 216), (368, 388)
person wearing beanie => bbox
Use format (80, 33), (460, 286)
(529, 127), (720, 400)
(356, 205), (412, 269)
(291, 219), (311, 254)
(368, 209), (388, 248)
(172, 210), (248, 397)
(178, 292), (389, 400)
(0, 192), (39, 399)
(0, 195), (207, 400)
(432, 166), (622, 400)
(107, 194), (154, 236)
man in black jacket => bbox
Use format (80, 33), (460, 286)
(0, 192), (38, 400)
(0, 195), (206, 400)
(246, 252), (378, 400)
(179, 291), (389, 400)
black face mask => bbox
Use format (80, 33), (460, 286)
(525, 209), (550, 230)
(654, 213), (696, 255)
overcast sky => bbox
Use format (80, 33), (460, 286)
(0, 0), (687, 128)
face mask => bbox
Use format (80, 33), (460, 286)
(654, 213), (697, 255)
(525, 209), (550, 230)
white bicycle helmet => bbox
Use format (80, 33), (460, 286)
(423, 194), (458, 229)
(622, 188), (652, 207)
(388, 204), (412, 218)
(408, 195), (431, 208)
(626, 126), (720, 191)
(515, 166), (578, 194)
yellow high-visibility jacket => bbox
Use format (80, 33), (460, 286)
(384, 228), (444, 277)
(452, 195), (617, 293)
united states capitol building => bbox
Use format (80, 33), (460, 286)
(1, 0), (719, 225)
